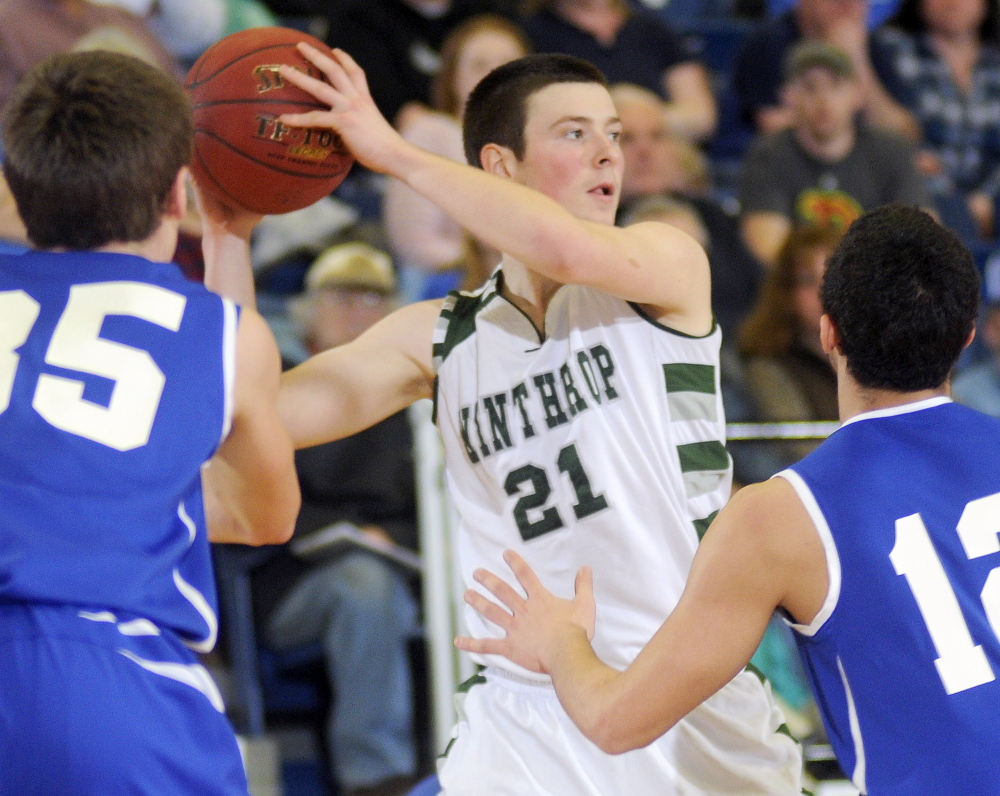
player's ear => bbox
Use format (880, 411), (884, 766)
(164, 167), (189, 222)
(480, 143), (517, 179)
(820, 314), (840, 355)
(963, 327), (977, 349)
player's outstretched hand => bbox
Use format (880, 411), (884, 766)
(455, 550), (595, 674)
(277, 45), (405, 176)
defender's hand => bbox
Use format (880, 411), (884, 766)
(455, 550), (595, 674)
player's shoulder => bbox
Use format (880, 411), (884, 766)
(623, 219), (709, 267)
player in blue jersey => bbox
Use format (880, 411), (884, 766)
(0, 51), (300, 795)
(458, 204), (1000, 795)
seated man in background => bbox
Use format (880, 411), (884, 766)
(731, 0), (917, 138)
(738, 41), (930, 266)
(252, 242), (422, 796)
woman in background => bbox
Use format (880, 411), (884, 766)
(382, 14), (530, 302)
(738, 224), (842, 471)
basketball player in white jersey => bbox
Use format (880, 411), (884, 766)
(456, 205), (1000, 796)
(220, 46), (804, 794)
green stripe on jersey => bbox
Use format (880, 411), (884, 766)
(692, 509), (719, 540)
(663, 364), (718, 422)
(677, 440), (729, 472)
(678, 440), (730, 498)
(433, 288), (496, 367)
(663, 363), (715, 394)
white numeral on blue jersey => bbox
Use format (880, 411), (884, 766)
(0, 290), (41, 413)
(1, 282), (186, 450)
(891, 492), (1000, 695)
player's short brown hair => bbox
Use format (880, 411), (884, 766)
(462, 53), (607, 168)
(2, 50), (191, 249)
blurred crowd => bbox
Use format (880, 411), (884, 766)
(3, 0), (1000, 791)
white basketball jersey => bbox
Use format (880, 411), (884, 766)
(434, 270), (731, 681)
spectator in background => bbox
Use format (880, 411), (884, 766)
(737, 224), (841, 470)
(91, 0), (227, 64)
(612, 81), (779, 486)
(613, 82), (763, 340)
(738, 41), (930, 266)
(872, 0), (1000, 241)
(322, 0), (517, 126)
(953, 291), (1000, 416)
(252, 242), (422, 796)
(0, 0), (182, 110)
(521, 0), (717, 141)
(732, 0), (918, 139)
(383, 14), (529, 302)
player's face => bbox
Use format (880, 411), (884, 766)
(617, 100), (686, 198)
(788, 68), (861, 143)
(512, 82), (624, 225)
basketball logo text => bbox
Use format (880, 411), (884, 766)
(253, 63), (322, 94)
(254, 114), (346, 163)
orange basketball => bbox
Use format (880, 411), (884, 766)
(184, 27), (354, 215)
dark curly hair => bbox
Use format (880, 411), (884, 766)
(821, 205), (980, 391)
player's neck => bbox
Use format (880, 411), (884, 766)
(95, 218), (179, 264)
(838, 368), (949, 422)
(499, 257), (564, 333)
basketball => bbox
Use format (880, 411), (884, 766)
(184, 27), (354, 215)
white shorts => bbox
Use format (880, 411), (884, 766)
(437, 668), (802, 796)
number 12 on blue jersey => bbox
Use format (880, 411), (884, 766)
(891, 492), (1000, 695)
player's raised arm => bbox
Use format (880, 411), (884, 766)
(458, 479), (828, 753)
(278, 46), (712, 335)
(203, 307), (300, 545)
(193, 185), (299, 543)
(196, 180), (261, 309)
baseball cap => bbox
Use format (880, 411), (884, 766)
(306, 242), (396, 294)
(784, 41), (856, 83)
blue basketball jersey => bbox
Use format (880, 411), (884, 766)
(780, 397), (1000, 795)
(0, 250), (237, 651)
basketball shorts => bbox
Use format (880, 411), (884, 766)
(436, 667), (802, 796)
(0, 602), (248, 796)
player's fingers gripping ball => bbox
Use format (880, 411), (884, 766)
(184, 27), (355, 215)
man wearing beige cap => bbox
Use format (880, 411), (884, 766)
(739, 40), (931, 266)
(251, 242), (422, 796)
(292, 242), (398, 356)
